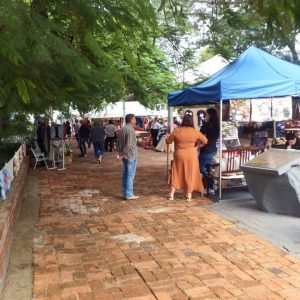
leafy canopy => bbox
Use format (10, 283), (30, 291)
(0, 0), (176, 118)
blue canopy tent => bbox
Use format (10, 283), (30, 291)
(167, 46), (300, 199)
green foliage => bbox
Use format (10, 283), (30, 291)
(154, 0), (197, 72)
(192, 0), (300, 62)
(0, 0), (176, 120)
(248, 0), (300, 62)
(199, 48), (214, 63)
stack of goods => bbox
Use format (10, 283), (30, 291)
(271, 137), (286, 149)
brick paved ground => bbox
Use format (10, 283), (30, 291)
(32, 147), (300, 300)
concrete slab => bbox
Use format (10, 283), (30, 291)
(209, 198), (300, 258)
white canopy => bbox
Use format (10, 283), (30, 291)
(85, 101), (175, 119)
(181, 55), (229, 85)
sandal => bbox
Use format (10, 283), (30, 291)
(186, 194), (192, 202)
(167, 195), (174, 201)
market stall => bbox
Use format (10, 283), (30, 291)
(168, 46), (300, 199)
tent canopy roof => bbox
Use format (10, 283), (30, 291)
(168, 46), (300, 106)
(84, 101), (177, 119)
(180, 54), (228, 85)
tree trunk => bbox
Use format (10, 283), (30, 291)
(287, 38), (299, 63)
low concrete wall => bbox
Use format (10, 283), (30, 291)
(0, 157), (29, 295)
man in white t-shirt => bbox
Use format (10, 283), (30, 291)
(151, 117), (163, 148)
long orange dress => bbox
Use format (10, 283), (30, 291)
(166, 127), (208, 193)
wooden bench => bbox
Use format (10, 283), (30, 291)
(205, 146), (265, 198)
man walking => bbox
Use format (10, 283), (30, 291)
(73, 119), (81, 147)
(90, 120), (105, 164)
(78, 119), (90, 157)
(116, 114), (139, 200)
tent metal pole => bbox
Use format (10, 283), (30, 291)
(168, 106), (174, 134)
(167, 106), (173, 180)
(219, 100), (223, 200)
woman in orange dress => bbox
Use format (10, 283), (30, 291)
(166, 113), (208, 202)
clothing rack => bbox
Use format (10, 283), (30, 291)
(48, 139), (66, 171)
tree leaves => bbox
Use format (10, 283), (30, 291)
(0, 0), (176, 118)
(15, 79), (30, 104)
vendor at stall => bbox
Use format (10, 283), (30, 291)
(285, 133), (300, 150)
(199, 108), (220, 194)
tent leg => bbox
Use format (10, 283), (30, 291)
(166, 106), (173, 180)
(219, 100), (223, 200)
(168, 106), (174, 134)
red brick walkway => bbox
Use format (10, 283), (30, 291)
(32, 148), (300, 300)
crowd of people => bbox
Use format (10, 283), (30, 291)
(36, 109), (220, 201)
(73, 119), (118, 162)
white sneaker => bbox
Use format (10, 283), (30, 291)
(126, 195), (140, 200)
(203, 189), (215, 195)
(208, 189), (215, 195)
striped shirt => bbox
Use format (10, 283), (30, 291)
(116, 124), (137, 159)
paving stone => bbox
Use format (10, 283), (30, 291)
(31, 146), (300, 299)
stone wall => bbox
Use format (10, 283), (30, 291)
(0, 157), (29, 295)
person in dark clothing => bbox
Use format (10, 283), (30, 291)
(90, 121), (105, 163)
(86, 119), (92, 148)
(65, 121), (72, 138)
(285, 133), (300, 150)
(199, 108), (220, 194)
(37, 121), (46, 153)
(79, 120), (90, 157)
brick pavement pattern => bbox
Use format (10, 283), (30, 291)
(32, 148), (300, 300)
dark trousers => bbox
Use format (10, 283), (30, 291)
(151, 129), (159, 147)
(75, 133), (80, 146)
(93, 141), (105, 158)
(37, 139), (45, 153)
(105, 137), (114, 152)
(199, 150), (216, 189)
(79, 137), (87, 155)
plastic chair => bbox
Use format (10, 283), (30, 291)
(31, 148), (48, 170)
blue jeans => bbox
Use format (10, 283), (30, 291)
(199, 150), (216, 189)
(93, 141), (104, 158)
(79, 137), (87, 156)
(122, 158), (137, 198)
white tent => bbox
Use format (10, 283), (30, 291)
(181, 55), (229, 85)
(85, 101), (176, 119)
